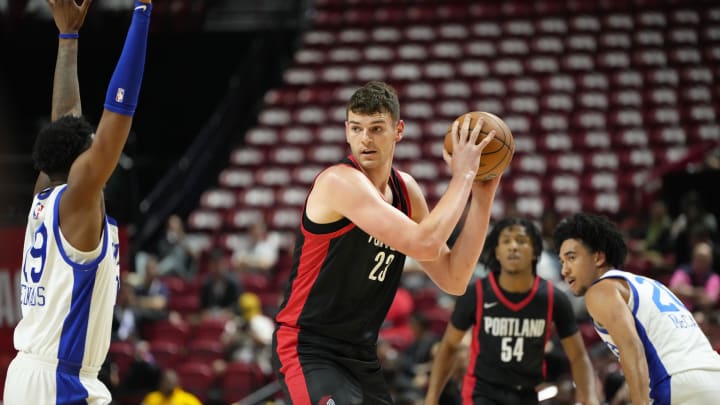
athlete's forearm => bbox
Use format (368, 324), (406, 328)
(619, 348), (651, 405)
(569, 355), (599, 405)
(443, 181), (496, 288)
(424, 341), (458, 404)
(51, 38), (81, 121)
(418, 172), (474, 260)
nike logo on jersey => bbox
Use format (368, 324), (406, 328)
(135, 4), (147, 11)
(484, 301), (499, 309)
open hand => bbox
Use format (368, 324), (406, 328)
(47, 0), (92, 35)
(447, 115), (496, 180)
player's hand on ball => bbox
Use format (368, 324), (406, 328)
(448, 115), (496, 180)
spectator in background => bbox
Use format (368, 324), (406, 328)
(113, 279), (140, 342)
(392, 313), (440, 402)
(669, 241), (720, 314)
(135, 254), (170, 325)
(200, 249), (241, 316)
(232, 217), (280, 273)
(141, 369), (201, 405)
(223, 292), (275, 376)
(536, 211), (562, 283)
(157, 214), (197, 279)
(672, 191), (718, 265)
(118, 341), (161, 401)
(642, 201), (674, 260)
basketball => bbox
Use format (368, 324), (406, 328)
(443, 111), (514, 181)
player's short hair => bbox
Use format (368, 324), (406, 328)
(346, 81), (400, 122)
(553, 213), (627, 268)
(480, 217), (543, 273)
(32, 115), (93, 180)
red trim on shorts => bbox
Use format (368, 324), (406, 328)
(276, 325), (311, 404)
(462, 280), (484, 403)
(489, 272), (541, 312)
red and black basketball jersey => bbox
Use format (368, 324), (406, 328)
(451, 272), (577, 398)
(275, 156), (411, 346)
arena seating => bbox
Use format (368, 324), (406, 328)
(187, 0), (719, 249)
(173, 0), (720, 402)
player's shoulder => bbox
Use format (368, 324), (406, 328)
(586, 276), (630, 305)
(395, 170), (423, 196)
(314, 163), (363, 186)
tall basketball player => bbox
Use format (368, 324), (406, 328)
(555, 213), (720, 405)
(425, 218), (599, 405)
(3, 1), (152, 404)
(272, 81), (502, 404)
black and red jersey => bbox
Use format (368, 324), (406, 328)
(275, 156), (412, 346)
(451, 272), (577, 398)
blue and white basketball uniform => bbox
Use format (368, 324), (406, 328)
(3, 185), (120, 405)
(593, 270), (720, 405)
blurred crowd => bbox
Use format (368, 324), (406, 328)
(104, 189), (720, 405)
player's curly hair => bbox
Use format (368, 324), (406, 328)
(553, 213), (627, 268)
(32, 115), (93, 179)
(347, 81), (400, 122)
(480, 217), (543, 273)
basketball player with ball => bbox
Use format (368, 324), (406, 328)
(272, 81), (513, 404)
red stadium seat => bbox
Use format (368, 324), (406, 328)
(149, 340), (183, 370)
(108, 341), (135, 381)
(554, 195), (582, 216)
(200, 189), (236, 210)
(176, 362), (216, 403)
(167, 294), (201, 314)
(222, 362), (266, 404)
(186, 338), (225, 364)
(219, 168), (255, 189)
(193, 318), (230, 341)
(144, 319), (191, 345)
(585, 151), (620, 172)
(187, 209), (223, 231)
(268, 146), (305, 166)
(549, 174), (580, 194)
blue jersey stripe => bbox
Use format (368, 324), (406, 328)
(635, 310), (671, 404)
(56, 262), (99, 401)
(52, 186), (109, 271)
(56, 371), (90, 404)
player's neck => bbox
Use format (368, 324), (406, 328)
(360, 163), (393, 198)
(497, 270), (535, 293)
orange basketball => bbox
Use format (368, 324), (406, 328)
(443, 111), (514, 181)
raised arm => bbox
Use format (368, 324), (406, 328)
(49, 0), (90, 121)
(417, 175), (500, 294)
(59, 0), (152, 251)
(35, 0), (92, 194)
(586, 280), (650, 405)
(307, 117), (497, 294)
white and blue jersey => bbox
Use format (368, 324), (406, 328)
(4, 185), (119, 404)
(593, 270), (720, 405)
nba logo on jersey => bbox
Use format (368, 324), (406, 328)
(32, 202), (44, 219)
(318, 396), (335, 405)
(115, 88), (125, 103)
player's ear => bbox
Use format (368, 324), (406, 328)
(395, 119), (405, 141)
(594, 251), (607, 267)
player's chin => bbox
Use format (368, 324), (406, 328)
(573, 285), (588, 296)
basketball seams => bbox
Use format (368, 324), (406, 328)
(443, 111), (514, 180)
(473, 112), (513, 180)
